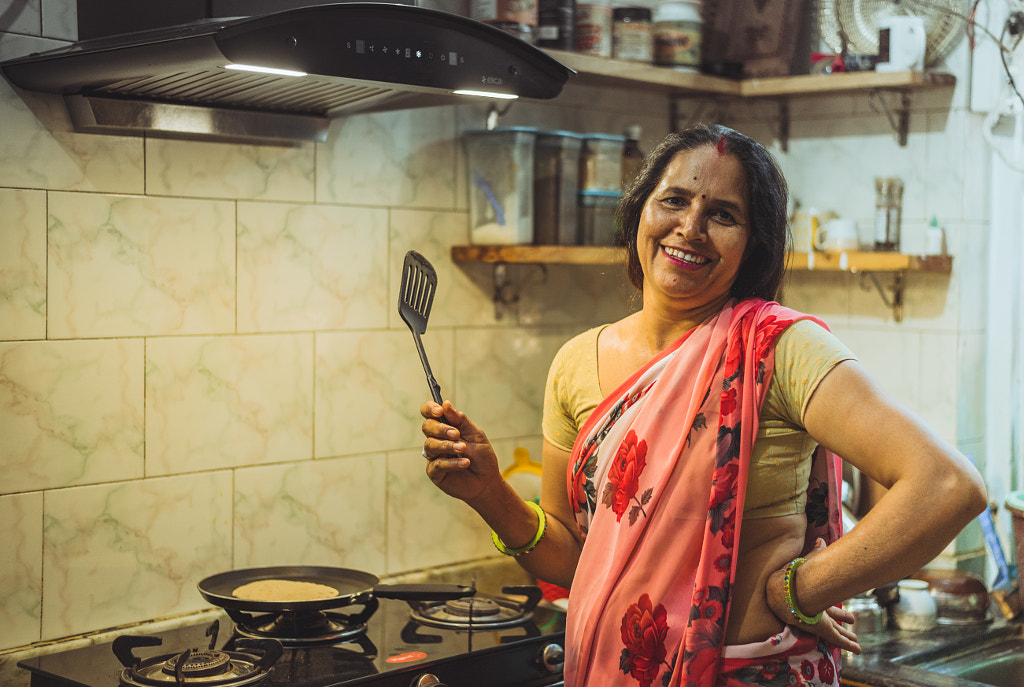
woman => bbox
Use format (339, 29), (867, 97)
(419, 125), (986, 686)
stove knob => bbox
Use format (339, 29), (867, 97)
(410, 675), (447, 687)
(540, 642), (565, 674)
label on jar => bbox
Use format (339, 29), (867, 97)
(613, 16), (653, 62)
(653, 20), (701, 68)
(575, 4), (613, 57)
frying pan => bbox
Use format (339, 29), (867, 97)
(197, 565), (474, 613)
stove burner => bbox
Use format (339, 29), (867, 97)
(112, 627), (281, 687)
(231, 610), (368, 646)
(408, 585), (545, 630)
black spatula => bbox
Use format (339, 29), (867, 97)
(399, 250), (442, 404)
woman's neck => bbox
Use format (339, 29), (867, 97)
(635, 293), (732, 352)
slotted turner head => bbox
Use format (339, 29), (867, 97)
(399, 250), (442, 404)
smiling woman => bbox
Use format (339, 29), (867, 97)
(417, 125), (987, 687)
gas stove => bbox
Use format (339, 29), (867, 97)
(18, 586), (566, 687)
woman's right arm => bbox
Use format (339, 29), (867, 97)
(421, 401), (584, 588)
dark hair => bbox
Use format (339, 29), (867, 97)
(615, 124), (790, 301)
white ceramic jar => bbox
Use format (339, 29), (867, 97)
(893, 579), (937, 631)
(653, 0), (702, 71)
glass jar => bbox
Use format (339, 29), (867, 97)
(873, 176), (903, 251)
(653, 0), (702, 71)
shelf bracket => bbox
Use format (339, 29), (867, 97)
(491, 262), (517, 320)
(862, 271), (905, 322)
(868, 89), (912, 146)
(669, 95), (723, 133)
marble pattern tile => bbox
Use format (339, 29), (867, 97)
(47, 192), (236, 338)
(0, 188), (46, 341)
(238, 202), (389, 332)
(956, 332), (987, 443)
(145, 334), (314, 476)
(387, 448), (493, 573)
(0, 0), (41, 34)
(454, 327), (571, 440)
(41, 473), (233, 639)
(916, 332), (959, 444)
(833, 327), (920, 411)
(0, 492), (44, 650)
(315, 329), (454, 458)
(318, 107), (458, 209)
(0, 80), (144, 194)
(145, 139), (316, 202)
(233, 456), (386, 571)
(0, 339), (144, 493)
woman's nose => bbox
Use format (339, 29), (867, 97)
(676, 208), (705, 240)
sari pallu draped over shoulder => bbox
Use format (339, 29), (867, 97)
(563, 299), (843, 687)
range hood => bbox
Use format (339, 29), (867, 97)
(0, 2), (573, 143)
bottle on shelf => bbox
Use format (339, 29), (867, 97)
(873, 176), (903, 251)
(621, 124), (644, 189)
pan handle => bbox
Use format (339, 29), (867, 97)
(372, 583), (475, 601)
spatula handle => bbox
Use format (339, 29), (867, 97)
(412, 331), (443, 405)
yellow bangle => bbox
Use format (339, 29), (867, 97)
(492, 501), (547, 557)
(782, 557), (822, 625)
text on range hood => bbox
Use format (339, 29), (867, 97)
(0, 2), (574, 143)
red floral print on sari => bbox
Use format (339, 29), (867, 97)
(619, 593), (670, 687)
(602, 429), (652, 524)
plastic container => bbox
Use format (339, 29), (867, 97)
(612, 6), (653, 63)
(893, 579), (938, 631)
(463, 127), (537, 245)
(575, 2), (613, 57)
(653, 0), (702, 71)
(579, 189), (622, 245)
(534, 130), (583, 245)
(580, 133), (627, 192)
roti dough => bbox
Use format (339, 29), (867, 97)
(231, 578), (339, 602)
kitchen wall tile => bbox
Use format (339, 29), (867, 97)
(146, 139), (316, 202)
(953, 220), (989, 332)
(41, 473), (233, 639)
(517, 264), (637, 328)
(0, 188), (46, 341)
(47, 192), (235, 338)
(40, 0), (75, 40)
(917, 331), (959, 443)
(778, 271), (851, 328)
(0, 492), (43, 650)
(315, 329), (454, 459)
(0, 0), (41, 35)
(318, 107), (458, 209)
(899, 270), (959, 331)
(0, 81), (144, 194)
(146, 334), (314, 476)
(454, 327), (572, 441)
(238, 203), (389, 332)
(957, 332), (986, 443)
(386, 448), (492, 574)
(832, 326), (920, 411)
(233, 456), (386, 572)
(0, 339), (144, 493)
(388, 209), (497, 329)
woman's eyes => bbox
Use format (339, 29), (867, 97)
(660, 196), (737, 224)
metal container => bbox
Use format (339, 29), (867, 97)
(846, 593), (884, 635)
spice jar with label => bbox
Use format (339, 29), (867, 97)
(612, 6), (653, 63)
(653, 0), (702, 71)
(472, 0), (539, 43)
(575, 1), (613, 56)
(873, 176), (903, 251)
(537, 0), (575, 50)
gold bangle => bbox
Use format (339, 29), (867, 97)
(782, 557), (822, 625)
(492, 501), (547, 557)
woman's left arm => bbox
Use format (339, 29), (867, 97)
(766, 358), (987, 623)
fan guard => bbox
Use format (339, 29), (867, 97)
(818, 0), (966, 67)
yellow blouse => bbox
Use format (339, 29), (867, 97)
(542, 319), (856, 519)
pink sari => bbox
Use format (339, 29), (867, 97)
(564, 299), (843, 687)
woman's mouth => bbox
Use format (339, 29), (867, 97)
(663, 245), (710, 268)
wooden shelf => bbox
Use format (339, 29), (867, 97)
(452, 246), (951, 274)
(546, 49), (956, 99)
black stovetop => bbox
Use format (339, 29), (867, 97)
(19, 592), (567, 687)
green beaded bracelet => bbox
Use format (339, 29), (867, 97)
(492, 500), (547, 557)
(782, 557), (822, 625)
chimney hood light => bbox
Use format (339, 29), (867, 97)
(452, 90), (518, 100)
(224, 64), (308, 77)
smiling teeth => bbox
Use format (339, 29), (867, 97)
(664, 246), (708, 265)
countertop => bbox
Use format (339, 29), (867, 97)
(841, 616), (1020, 686)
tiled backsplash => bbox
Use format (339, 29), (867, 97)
(0, 5), (997, 660)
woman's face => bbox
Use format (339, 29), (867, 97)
(637, 145), (751, 310)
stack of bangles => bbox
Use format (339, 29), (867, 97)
(782, 557), (822, 625)
(492, 500), (547, 557)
